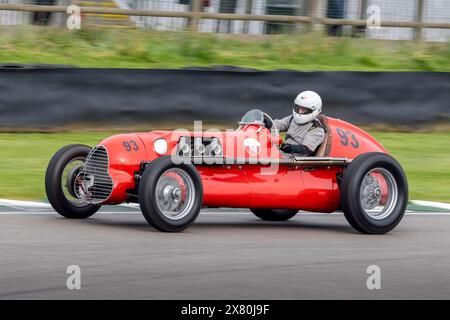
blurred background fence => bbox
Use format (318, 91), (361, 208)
(0, 0), (449, 41)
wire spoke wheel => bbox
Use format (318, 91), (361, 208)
(45, 144), (101, 219)
(61, 157), (90, 207)
(139, 156), (203, 232)
(155, 168), (195, 220)
(359, 168), (398, 220)
(340, 152), (408, 234)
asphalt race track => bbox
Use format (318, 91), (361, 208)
(1, 205), (450, 300)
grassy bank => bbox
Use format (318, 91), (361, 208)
(0, 131), (449, 202)
(0, 26), (449, 71)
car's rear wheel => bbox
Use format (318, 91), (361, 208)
(45, 144), (101, 219)
(139, 156), (203, 232)
(250, 209), (298, 221)
(340, 152), (408, 234)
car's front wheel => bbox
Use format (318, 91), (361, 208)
(250, 209), (298, 221)
(139, 156), (203, 232)
(45, 144), (101, 219)
(340, 152), (408, 234)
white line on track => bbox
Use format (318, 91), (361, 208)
(1, 199), (449, 211)
(410, 200), (450, 210)
(0, 199), (51, 208)
(1, 211), (450, 216)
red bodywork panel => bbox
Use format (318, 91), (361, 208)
(98, 116), (387, 213)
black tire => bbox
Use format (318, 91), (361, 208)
(45, 144), (101, 219)
(139, 156), (203, 232)
(250, 208), (298, 221)
(340, 152), (408, 234)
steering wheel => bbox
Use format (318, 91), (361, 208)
(236, 110), (278, 136)
(262, 112), (278, 135)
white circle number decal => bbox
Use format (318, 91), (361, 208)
(244, 138), (261, 155)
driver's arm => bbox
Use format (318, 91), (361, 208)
(273, 116), (291, 132)
(281, 128), (325, 156)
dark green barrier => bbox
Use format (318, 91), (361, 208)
(0, 65), (448, 128)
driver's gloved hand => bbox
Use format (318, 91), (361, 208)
(281, 143), (315, 156)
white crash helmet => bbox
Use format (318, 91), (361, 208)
(292, 90), (322, 124)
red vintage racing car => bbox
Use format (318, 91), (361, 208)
(45, 110), (408, 234)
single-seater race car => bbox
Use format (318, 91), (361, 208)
(45, 109), (408, 234)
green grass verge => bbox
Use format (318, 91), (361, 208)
(0, 131), (449, 202)
(371, 131), (450, 203)
(0, 26), (449, 71)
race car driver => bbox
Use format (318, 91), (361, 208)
(273, 90), (326, 156)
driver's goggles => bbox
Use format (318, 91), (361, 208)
(294, 104), (313, 115)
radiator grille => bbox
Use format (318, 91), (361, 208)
(76, 146), (113, 204)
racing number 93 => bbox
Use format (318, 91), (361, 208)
(336, 128), (359, 148)
(123, 140), (139, 152)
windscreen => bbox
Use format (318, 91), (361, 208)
(239, 109), (264, 125)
